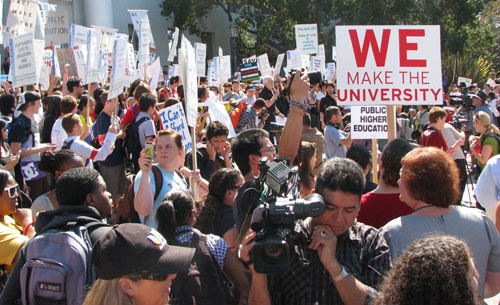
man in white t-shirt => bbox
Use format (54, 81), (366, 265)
(51, 96), (77, 151)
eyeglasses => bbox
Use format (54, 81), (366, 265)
(4, 184), (18, 198)
(127, 272), (169, 281)
(260, 146), (276, 154)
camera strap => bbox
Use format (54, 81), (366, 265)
(312, 253), (322, 305)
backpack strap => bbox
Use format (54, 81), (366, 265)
(83, 221), (111, 245)
(151, 165), (163, 200)
(142, 165), (164, 225)
(62, 139), (75, 150)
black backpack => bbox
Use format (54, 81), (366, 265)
(123, 116), (150, 173)
(170, 231), (231, 305)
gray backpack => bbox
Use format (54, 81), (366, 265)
(20, 221), (102, 305)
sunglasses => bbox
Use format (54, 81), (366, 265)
(127, 272), (168, 281)
(4, 184), (18, 198)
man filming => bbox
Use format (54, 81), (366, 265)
(239, 158), (391, 305)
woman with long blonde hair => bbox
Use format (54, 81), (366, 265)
(469, 111), (500, 171)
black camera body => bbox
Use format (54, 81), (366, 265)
(289, 68), (322, 85)
(449, 93), (473, 111)
(248, 158), (325, 274)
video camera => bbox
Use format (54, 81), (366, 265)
(448, 92), (474, 111)
(245, 157), (325, 274)
(290, 68), (322, 85)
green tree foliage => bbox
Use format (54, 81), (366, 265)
(160, 0), (493, 65)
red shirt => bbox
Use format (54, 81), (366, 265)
(357, 192), (414, 228)
(121, 103), (163, 130)
(419, 126), (449, 151)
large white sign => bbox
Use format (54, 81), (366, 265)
(9, 33), (40, 88)
(129, 10), (155, 50)
(351, 106), (388, 139)
(38, 49), (52, 89)
(258, 53), (272, 77)
(85, 28), (100, 84)
(159, 103), (192, 153)
(194, 42), (206, 77)
(108, 36), (128, 99)
(138, 19), (150, 67)
(180, 36), (198, 128)
(44, 11), (69, 46)
(4, 0), (37, 43)
(274, 53), (285, 78)
(295, 24), (318, 55)
(71, 24), (89, 64)
(336, 25), (442, 106)
(167, 27), (179, 63)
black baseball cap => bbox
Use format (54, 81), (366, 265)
(92, 223), (195, 279)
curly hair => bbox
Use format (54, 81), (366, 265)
(376, 235), (479, 305)
(195, 168), (241, 235)
(401, 147), (459, 207)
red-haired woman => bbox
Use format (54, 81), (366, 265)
(382, 147), (500, 300)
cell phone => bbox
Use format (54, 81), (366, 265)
(145, 141), (155, 157)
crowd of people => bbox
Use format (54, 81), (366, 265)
(0, 60), (499, 305)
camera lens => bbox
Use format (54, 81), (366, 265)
(263, 244), (284, 263)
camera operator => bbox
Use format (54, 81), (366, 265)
(239, 158), (391, 305)
(469, 92), (495, 133)
(232, 70), (310, 231)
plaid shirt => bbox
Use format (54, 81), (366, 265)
(268, 221), (391, 305)
(235, 104), (257, 133)
(175, 226), (228, 270)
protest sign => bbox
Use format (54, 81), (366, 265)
(487, 78), (496, 88)
(56, 48), (78, 78)
(350, 106), (389, 139)
(456, 76), (472, 87)
(159, 103), (192, 153)
(286, 50), (302, 70)
(129, 10), (155, 50)
(99, 49), (109, 84)
(73, 48), (86, 81)
(258, 53), (272, 77)
(92, 26), (117, 65)
(9, 33), (39, 88)
(205, 96), (236, 138)
(207, 59), (217, 86)
(311, 57), (322, 72)
(317, 44), (325, 60)
(4, 0), (37, 43)
(295, 24), (318, 55)
(274, 53), (285, 78)
(127, 43), (136, 83)
(85, 28), (100, 84)
(222, 55), (231, 82)
(52, 45), (61, 78)
(33, 39), (44, 86)
(71, 24), (89, 58)
(302, 54), (310, 71)
(167, 27), (179, 62)
(147, 57), (161, 95)
(240, 58), (260, 82)
(44, 11), (69, 46)
(332, 46), (336, 61)
(181, 36), (198, 128)
(39, 49), (52, 88)
(326, 62), (336, 81)
(109, 35), (128, 99)
(138, 19), (150, 67)
(195, 42), (206, 77)
(336, 25), (442, 105)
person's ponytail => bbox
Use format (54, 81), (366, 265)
(155, 199), (178, 244)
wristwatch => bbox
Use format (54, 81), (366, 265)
(333, 266), (349, 282)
